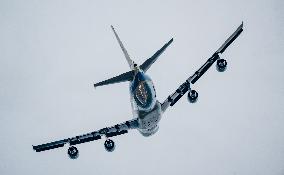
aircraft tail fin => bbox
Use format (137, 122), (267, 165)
(94, 70), (134, 88)
(140, 38), (173, 72)
(94, 29), (173, 88)
(111, 25), (136, 69)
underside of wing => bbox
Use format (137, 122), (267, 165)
(33, 118), (139, 156)
(161, 22), (243, 113)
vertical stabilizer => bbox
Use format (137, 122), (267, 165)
(111, 25), (135, 69)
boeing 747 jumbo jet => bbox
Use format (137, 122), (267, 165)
(33, 23), (243, 159)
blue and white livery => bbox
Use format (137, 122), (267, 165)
(33, 23), (243, 159)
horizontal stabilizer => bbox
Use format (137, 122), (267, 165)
(94, 70), (134, 88)
(140, 38), (173, 72)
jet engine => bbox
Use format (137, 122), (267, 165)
(188, 90), (198, 103)
(216, 59), (227, 72)
(68, 146), (79, 159)
(104, 139), (115, 152)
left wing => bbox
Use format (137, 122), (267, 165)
(161, 22), (243, 112)
(33, 118), (138, 152)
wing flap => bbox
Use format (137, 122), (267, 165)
(33, 139), (68, 152)
(69, 133), (101, 145)
(33, 119), (139, 152)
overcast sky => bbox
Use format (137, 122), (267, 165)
(0, 0), (283, 175)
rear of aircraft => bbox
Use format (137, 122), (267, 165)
(93, 26), (172, 136)
(93, 25), (173, 88)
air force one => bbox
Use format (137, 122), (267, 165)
(33, 23), (243, 159)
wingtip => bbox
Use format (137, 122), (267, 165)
(168, 38), (173, 44)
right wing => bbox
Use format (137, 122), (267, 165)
(161, 22), (243, 112)
(33, 118), (139, 152)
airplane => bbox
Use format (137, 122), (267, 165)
(33, 22), (243, 159)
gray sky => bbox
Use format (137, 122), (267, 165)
(0, 0), (283, 174)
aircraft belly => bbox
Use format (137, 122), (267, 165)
(137, 101), (162, 137)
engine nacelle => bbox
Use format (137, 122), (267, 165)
(68, 146), (79, 159)
(216, 59), (227, 72)
(188, 90), (198, 103)
(104, 139), (115, 152)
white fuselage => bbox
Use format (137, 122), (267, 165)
(129, 71), (162, 136)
